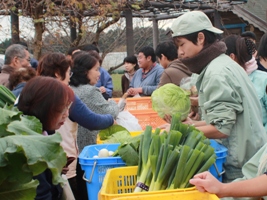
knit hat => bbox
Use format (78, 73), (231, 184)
(171, 11), (223, 37)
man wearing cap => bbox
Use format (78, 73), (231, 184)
(170, 11), (267, 183)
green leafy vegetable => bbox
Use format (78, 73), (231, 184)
(0, 106), (67, 199)
(151, 83), (191, 121)
(99, 125), (129, 140)
(103, 131), (132, 144)
(118, 143), (139, 166)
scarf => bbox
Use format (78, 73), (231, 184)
(180, 41), (227, 74)
(245, 57), (257, 75)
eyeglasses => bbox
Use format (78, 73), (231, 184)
(17, 56), (31, 62)
(69, 71), (73, 77)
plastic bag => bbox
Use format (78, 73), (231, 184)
(180, 74), (199, 97)
(116, 111), (142, 132)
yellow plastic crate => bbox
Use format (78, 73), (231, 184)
(98, 166), (198, 200)
(111, 191), (219, 200)
(112, 97), (153, 111)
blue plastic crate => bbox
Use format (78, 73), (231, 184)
(79, 143), (126, 200)
(209, 140), (228, 182)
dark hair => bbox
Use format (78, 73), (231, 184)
(37, 53), (70, 81)
(241, 31), (257, 41)
(257, 33), (267, 61)
(224, 35), (256, 68)
(79, 44), (100, 53)
(70, 52), (98, 87)
(123, 55), (139, 71)
(17, 76), (74, 131)
(224, 35), (238, 56)
(138, 46), (156, 62)
(9, 67), (36, 89)
(173, 30), (219, 47)
(87, 50), (102, 65)
(67, 46), (78, 56)
(155, 41), (178, 61)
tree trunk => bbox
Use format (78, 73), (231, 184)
(10, 8), (19, 44)
(70, 12), (77, 44)
(72, 15), (83, 47)
(33, 5), (44, 60)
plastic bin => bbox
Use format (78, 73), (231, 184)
(96, 135), (227, 181)
(79, 143), (126, 200)
(111, 190), (219, 200)
(210, 139), (228, 181)
(98, 166), (196, 200)
(129, 110), (166, 130)
(112, 97), (152, 111)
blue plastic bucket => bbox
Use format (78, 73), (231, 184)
(209, 140), (228, 182)
(79, 143), (126, 200)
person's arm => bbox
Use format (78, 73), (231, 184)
(190, 171), (267, 198)
(197, 74), (243, 139)
(127, 70), (139, 96)
(87, 87), (119, 118)
(99, 67), (113, 98)
(142, 66), (164, 95)
(69, 95), (114, 130)
(103, 74), (113, 98)
(184, 118), (228, 139)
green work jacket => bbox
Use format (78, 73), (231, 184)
(196, 54), (267, 182)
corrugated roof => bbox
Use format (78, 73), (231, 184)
(232, 0), (267, 32)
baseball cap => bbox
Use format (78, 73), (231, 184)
(171, 11), (223, 37)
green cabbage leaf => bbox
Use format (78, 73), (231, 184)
(151, 83), (191, 121)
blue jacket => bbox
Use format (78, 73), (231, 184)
(129, 63), (164, 96)
(95, 67), (113, 98)
(69, 94), (114, 130)
(12, 82), (26, 97)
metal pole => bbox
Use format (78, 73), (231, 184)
(152, 18), (159, 50)
(125, 9), (134, 56)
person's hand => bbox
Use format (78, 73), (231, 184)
(158, 123), (170, 132)
(99, 86), (106, 93)
(188, 111), (201, 121)
(127, 88), (142, 96)
(62, 157), (75, 175)
(189, 171), (224, 197)
(182, 117), (194, 125)
(163, 114), (172, 124)
(113, 120), (117, 125)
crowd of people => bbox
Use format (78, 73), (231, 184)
(1, 10), (267, 200)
